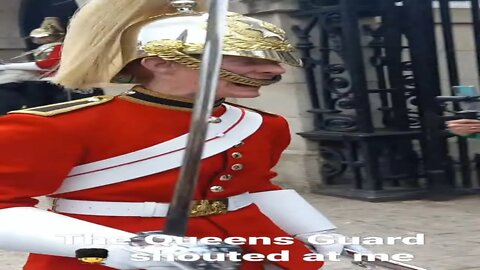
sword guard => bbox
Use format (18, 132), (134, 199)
(129, 231), (243, 270)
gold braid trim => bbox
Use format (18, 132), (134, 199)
(143, 40), (279, 87)
(224, 13), (294, 52)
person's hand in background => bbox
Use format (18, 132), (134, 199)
(447, 119), (480, 136)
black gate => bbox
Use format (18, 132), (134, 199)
(292, 0), (480, 201)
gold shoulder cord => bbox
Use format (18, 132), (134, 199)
(8, 96), (114, 117)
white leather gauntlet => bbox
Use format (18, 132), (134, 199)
(295, 231), (345, 255)
(249, 190), (336, 235)
(249, 190), (372, 256)
(295, 231), (372, 255)
(0, 207), (239, 270)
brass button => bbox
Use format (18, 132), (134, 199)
(208, 117), (222, 124)
(233, 142), (244, 148)
(231, 152), (243, 159)
(220, 174), (233, 181)
(231, 164), (244, 171)
(210, 186), (225, 193)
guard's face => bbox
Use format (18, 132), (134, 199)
(156, 56), (285, 98)
(142, 55), (285, 99)
(216, 56), (286, 98)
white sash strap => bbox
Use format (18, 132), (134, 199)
(49, 193), (254, 217)
(51, 104), (262, 195)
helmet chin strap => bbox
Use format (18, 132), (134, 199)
(218, 69), (282, 87)
(114, 45), (284, 87)
(140, 42), (284, 87)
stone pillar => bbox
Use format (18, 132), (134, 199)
(0, 0), (26, 60)
(229, 0), (322, 192)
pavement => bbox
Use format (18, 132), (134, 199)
(1, 194), (479, 270)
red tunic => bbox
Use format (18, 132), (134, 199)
(35, 43), (62, 76)
(0, 87), (324, 270)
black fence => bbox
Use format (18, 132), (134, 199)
(292, 0), (480, 201)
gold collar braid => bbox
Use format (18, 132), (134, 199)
(142, 40), (281, 87)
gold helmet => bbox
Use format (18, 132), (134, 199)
(29, 17), (65, 39)
(54, 0), (301, 89)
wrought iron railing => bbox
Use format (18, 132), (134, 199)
(293, 0), (480, 201)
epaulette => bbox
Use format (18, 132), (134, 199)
(224, 101), (278, 116)
(8, 96), (113, 117)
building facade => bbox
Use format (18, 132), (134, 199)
(1, 0), (479, 194)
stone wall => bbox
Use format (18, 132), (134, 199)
(0, 0), (25, 60)
(432, 3), (480, 94)
(432, 4), (480, 178)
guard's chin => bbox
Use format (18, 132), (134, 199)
(232, 82), (255, 88)
(237, 88), (261, 98)
(219, 86), (259, 98)
(239, 85), (261, 92)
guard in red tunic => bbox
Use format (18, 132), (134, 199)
(29, 17), (64, 75)
(0, 17), (64, 77)
(0, 0), (360, 269)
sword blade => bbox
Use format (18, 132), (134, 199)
(164, 0), (229, 236)
(9, 51), (35, 61)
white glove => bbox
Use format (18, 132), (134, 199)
(0, 207), (241, 270)
(296, 231), (373, 255)
(295, 231), (345, 255)
(296, 231), (376, 269)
